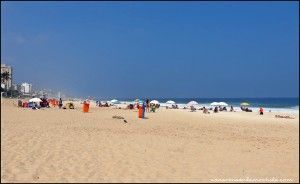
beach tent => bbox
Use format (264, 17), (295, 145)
(166, 100), (176, 104)
(219, 102), (228, 106)
(240, 102), (250, 106)
(210, 102), (219, 106)
(150, 100), (159, 104)
(29, 98), (42, 103)
(187, 101), (198, 106)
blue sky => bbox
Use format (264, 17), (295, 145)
(1, 2), (299, 98)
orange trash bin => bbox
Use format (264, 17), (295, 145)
(83, 102), (89, 113)
(138, 106), (143, 118)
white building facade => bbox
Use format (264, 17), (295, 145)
(20, 83), (32, 94)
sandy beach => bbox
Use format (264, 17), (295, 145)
(1, 99), (299, 183)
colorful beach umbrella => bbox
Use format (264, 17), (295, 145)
(240, 102), (250, 106)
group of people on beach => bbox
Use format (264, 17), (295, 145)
(18, 97), (51, 110)
(96, 101), (109, 107)
(241, 106), (253, 112)
(190, 105), (235, 113)
(190, 105), (265, 115)
(166, 104), (179, 109)
(17, 97), (77, 110)
(126, 103), (141, 110)
(124, 99), (160, 112)
(146, 99), (160, 112)
(14, 98), (296, 120)
(213, 106), (231, 113)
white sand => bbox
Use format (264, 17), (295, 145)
(1, 99), (299, 182)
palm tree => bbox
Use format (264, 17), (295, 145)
(1, 71), (11, 90)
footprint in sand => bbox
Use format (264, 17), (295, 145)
(32, 174), (39, 181)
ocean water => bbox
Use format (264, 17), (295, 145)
(116, 97), (299, 113)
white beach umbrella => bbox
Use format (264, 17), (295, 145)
(187, 101), (198, 106)
(219, 102), (228, 106)
(110, 99), (120, 104)
(29, 98), (42, 103)
(210, 102), (219, 106)
(166, 100), (176, 104)
(150, 100), (159, 104)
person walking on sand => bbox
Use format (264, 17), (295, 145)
(142, 101), (146, 118)
(259, 107), (264, 115)
(59, 98), (63, 109)
(146, 99), (150, 112)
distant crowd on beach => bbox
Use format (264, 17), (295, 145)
(13, 97), (295, 119)
(187, 105), (266, 115)
(95, 99), (161, 113)
(17, 97), (74, 110)
(96, 101), (110, 107)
